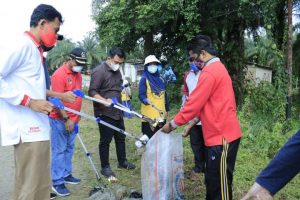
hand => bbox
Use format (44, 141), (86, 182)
(105, 98), (113, 107)
(61, 91), (76, 103)
(29, 99), (53, 115)
(161, 122), (173, 134)
(64, 119), (74, 133)
(142, 98), (150, 105)
(182, 125), (193, 137)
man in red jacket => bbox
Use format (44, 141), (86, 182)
(162, 35), (242, 200)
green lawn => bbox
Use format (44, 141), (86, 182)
(63, 100), (300, 200)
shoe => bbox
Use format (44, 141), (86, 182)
(52, 184), (70, 196)
(64, 174), (81, 184)
(101, 166), (116, 178)
(50, 192), (57, 199)
(118, 160), (136, 170)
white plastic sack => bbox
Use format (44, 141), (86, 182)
(141, 130), (184, 200)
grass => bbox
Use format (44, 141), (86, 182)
(62, 100), (300, 200)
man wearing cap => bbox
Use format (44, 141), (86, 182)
(43, 34), (77, 105)
(49, 47), (87, 196)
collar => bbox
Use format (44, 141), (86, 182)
(24, 31), (44, 62)
(204, 57), (220, 67)
(104, 61), (114, 71)
(24, 31), (41, 48)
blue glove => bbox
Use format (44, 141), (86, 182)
(142, 98), (150, 105)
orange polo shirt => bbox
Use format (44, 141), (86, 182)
(49, 63), (82, 123)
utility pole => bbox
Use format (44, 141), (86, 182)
(286, 0), (293, 119)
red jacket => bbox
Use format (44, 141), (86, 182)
(174, 59), (242, 146)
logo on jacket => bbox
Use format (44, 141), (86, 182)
(28, 127), (41, 133)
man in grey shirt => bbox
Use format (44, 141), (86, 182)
(88, 47), (135, 179)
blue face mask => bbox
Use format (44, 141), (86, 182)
(189, 63), (199, 72)
(147, 65), (158, 74)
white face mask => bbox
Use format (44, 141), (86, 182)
(147, 65), (158, 74)
(111, 63), (120, 71)
(72, 66), (83, 73)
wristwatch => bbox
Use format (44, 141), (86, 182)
(63, 116), (70, 122)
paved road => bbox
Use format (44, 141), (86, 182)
(0, 140), (14, 200)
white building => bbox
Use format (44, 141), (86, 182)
(245, 65), (272, 83)
(120, 62), (144, 83)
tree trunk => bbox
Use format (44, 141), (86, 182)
(222, 19), (245, 107)
(143, 33), (154, 57)
(273, 0), (287, 50)
(286, 0), (293, 119)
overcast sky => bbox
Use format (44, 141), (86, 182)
(0, 0), (95, 54)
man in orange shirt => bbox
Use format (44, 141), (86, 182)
(162, 35), (242, 200)
(49, 48), (87, 196)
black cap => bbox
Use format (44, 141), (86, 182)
(70, 48), (87, 65)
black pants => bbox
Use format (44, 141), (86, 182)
(98, 115), (126, 168)
(205, 138), (240, 200)
(189, 125), (206, 172)
(141, 122), (161, 139)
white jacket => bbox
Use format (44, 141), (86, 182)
(0, 34), (50, 146)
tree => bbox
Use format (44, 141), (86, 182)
(92, 0), (295, 108)
(287, 0), (293, 119)
(77, 32), (106, 69)
(46, 39), (75, 73)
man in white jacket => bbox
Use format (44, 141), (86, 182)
(0, 4), (63, 200)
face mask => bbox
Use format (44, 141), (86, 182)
(40, 23), (57, 48)
(111, 63), (120, 71)
(147, 65), (158, 74)
(189, 63), (199, 72)
(72, 66), (83, 73)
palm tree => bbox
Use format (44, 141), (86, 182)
(46, 39), (75, 73)
(78, 32), (106, 70)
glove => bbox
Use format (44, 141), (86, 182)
(142, 98), (150, 105)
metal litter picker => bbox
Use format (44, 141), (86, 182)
(72, 89), (164, 128)
(49, 97), (147, 145)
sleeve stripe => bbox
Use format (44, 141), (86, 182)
(20, 95), (31, 106)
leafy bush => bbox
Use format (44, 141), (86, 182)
(242, 80), (286, 122)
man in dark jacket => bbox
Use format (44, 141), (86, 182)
(88, 47), (135, 180)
